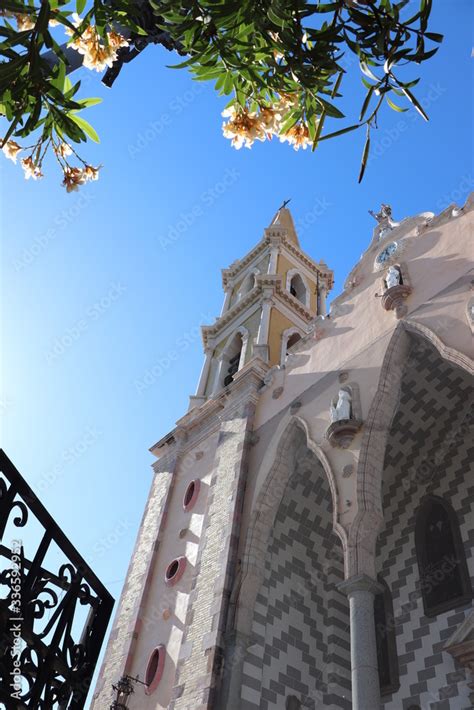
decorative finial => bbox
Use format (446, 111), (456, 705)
(279, 198), (291, 210)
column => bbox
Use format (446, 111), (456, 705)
(195, 348), (213, 397)
(268, 246), (279, 274)
(220, 287), (232, 316)
(253, 298), (272, 362)
(338, 574), (383, 710)
(189, 347), (214, 409)
(318, 283), (327, 316)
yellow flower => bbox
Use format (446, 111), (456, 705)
(21, 157), (43, 180)
(2, 140), (22, 164)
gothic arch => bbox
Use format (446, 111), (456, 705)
(236, 414), (344, 634)
(351, 319), (474, 578)
(228, 415), (348, 709)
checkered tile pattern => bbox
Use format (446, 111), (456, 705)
(241, 434), (351, 709)
(377, 335), (474, 710)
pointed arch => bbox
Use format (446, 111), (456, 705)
(351, 320), (474, 579)
(236, 414), (344, 634)
(229, 414), (348, 709)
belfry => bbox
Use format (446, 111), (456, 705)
(190, 206), (333, 410)
(93, 196), (474, 710)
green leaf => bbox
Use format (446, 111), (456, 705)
(401, 86), (429, 121)
(360, 61), (379, 82)
(76, 97), (102, 108)
(358, 130), (370, 183)
(76, 0), (86, 15)
(386, 96), (408, 113)
(311, 109), (326, 151)
(359, 86), (374, 121)
(68, 113), (100, 142)
(318, 123), (360, 142)
(424, 32), (443, 43)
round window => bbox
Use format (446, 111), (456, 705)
(165, 556), (186, 586)
(183, 479), (200, 511)
(144, 645), (165, 695)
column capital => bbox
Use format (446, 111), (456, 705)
(338, 573), (383, 597)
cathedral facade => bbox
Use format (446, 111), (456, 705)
(92, 197), (474, 710)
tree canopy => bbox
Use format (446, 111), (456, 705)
(0, 0), (442, 189)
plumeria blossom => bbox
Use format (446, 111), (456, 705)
(280, 123), (312, 151)
(21, 157), (43, 180)
(62, 166), (88, 192)
(66, 14), (128, 72)
(222, 95), (306, 151)
(2, 140), (22, 163)
(62, 164), (100, 191)
(221, 106), (266, 149)
(55, 142), (72, 158)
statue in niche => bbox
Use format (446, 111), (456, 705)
(330, 389), (352, 422)
(385, 265), (401, 289)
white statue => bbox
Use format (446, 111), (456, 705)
(385, 266), (401, 289)
(330, 389), (352, 422)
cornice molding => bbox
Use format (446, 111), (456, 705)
(149, 358), (269, 461)
(202, 275), (314, 347)
(220, 231), (334, 291)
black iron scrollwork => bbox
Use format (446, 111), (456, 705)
(0, 450), (114, 709)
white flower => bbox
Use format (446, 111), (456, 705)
(21, 157), (43, 180)
(2, 141), (22, 163)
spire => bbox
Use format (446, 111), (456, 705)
(269, 202), (300, 247)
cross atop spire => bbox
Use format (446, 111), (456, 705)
(270, 202), (299, 246)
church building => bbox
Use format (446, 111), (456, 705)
(92, 195), (474, 710)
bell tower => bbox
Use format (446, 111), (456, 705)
(189, 205), (334, 409)
(92, 204), (334, 710)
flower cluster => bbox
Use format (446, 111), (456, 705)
(66, 14), (128, 72)
(62, 164), (99, 192)
(222, 97), (312, 151)
(1, 137), (100, 190)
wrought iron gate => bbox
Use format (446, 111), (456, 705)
(0, 450), (114, 709)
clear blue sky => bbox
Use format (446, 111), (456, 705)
(1, 0), (472, 700)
